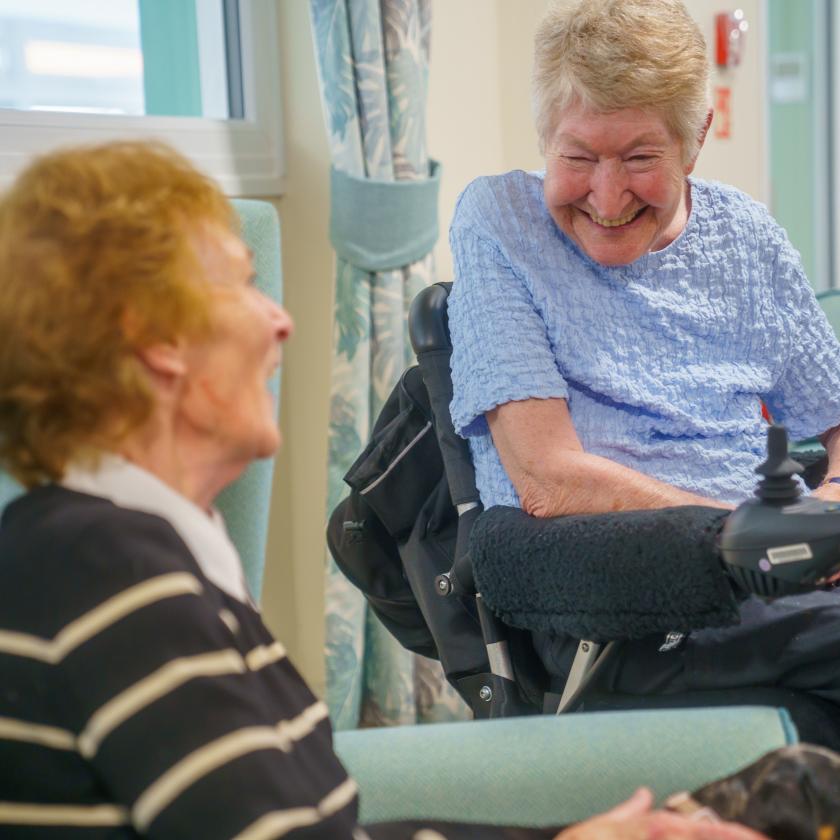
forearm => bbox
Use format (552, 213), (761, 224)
(487, 398), (732, 519)
(514, 449), (731, 518)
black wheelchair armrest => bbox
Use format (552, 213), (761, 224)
(471, 505), (738, 643)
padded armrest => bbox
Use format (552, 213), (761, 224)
(471, 505), (737, 641)
(334, 707), (796, 827)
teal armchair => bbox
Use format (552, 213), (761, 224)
(336, 707), (795, 827)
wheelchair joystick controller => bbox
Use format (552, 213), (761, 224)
(752, 424), (804, 504)
(720, 425), (840, 597)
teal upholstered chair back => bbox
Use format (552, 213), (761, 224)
(817, 289), (840, 339)
(218, 199), (283, 601)
(0, 198), (282, 603)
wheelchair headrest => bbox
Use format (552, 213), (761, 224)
(409, 282), (453, 356)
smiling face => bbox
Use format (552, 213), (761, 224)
(543, 105), (695, 266)
(178, 223), (293, 467)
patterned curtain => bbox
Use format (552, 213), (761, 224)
(310, 0), (468, 729)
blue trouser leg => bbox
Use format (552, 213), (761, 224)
(534, 591), (840, 702)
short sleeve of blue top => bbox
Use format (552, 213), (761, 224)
(448, 171), (840, 508)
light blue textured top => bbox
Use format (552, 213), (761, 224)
(448, 171), (840, 508)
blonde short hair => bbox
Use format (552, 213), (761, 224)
(0, 141), (236, 486)
(533, 0), (710, 162)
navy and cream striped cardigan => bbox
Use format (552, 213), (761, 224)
(0, 485), (360, 839)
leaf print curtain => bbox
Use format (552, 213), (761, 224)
(310, 0), (468, 729)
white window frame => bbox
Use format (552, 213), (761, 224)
(0, 0), (284, 196)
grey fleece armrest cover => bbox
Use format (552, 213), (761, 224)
(471, 505), (739, 642)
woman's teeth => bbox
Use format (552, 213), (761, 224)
(589, 208), (642, 227)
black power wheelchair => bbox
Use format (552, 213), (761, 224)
(328, 281), (840, 749)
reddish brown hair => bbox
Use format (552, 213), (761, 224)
(0, 141), (236, 485)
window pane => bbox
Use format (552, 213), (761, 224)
(0, 0), (234, 118)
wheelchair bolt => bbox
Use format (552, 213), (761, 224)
(479, 686), (493, 702)
(581, 642), (590, 653)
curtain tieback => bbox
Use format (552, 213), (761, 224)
(329, 160), (441, 272)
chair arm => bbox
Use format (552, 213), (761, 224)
(334, 707), (796, 828)
(0, 472), (22, 517)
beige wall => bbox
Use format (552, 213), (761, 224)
(263, 0), (770, 694)
(260, 0), (332, 694)
(688, 0), (768, 202)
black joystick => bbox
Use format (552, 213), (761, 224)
(754, 425), (804, 504)
(720, 425), (840, 597)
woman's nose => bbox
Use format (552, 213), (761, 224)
(588, 160), (630, 219)
(266, 297), (294, 343)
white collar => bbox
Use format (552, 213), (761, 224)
(61, 453), (251, 604)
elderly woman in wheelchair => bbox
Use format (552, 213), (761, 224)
(446, 0), (840, 733)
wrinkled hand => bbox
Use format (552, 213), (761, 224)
(552, 788), (770, 840)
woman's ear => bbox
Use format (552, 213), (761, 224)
(121, 308), (188, 382)
(685, 109), (714, 174)
(699, 108), (714, 150)
(135, 342), (188, 380)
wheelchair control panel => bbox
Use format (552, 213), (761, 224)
(721, 425), (840, 597)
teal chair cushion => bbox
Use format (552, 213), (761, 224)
(0, 199), (282, 603)
(335, 707), (796, 827)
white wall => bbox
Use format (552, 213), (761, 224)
(263, 0), (770, 693)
